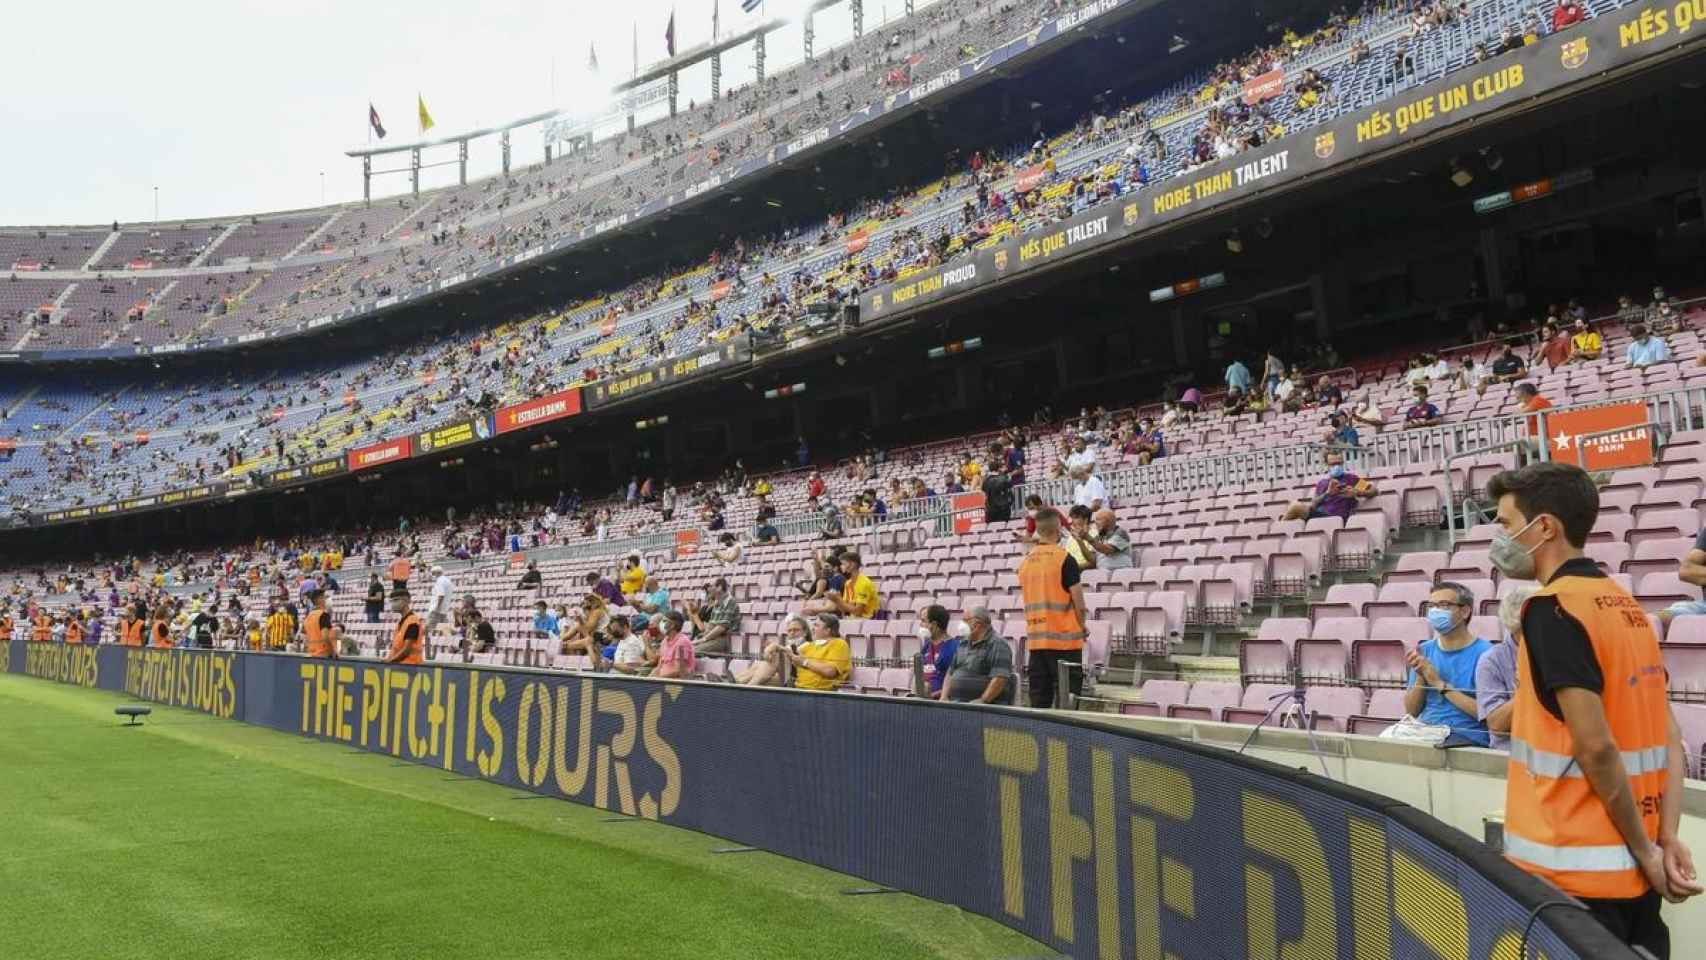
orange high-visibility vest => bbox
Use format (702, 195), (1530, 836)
(387, 611), (423, 665)
(151, 620), (174, 648)
(304, 609), (334, 658)
(0, 616), (13, 641)
(32, 615), (51, 643)
(1018, 542), (1084, 651)
(1505, 572), (1670, 900)
(65, 620), (83, 644)
(122, 620), (144, 647)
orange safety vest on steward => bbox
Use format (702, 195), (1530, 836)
(1019, 542), (1084, 652)
(1504, 571), (1670, 900)
(65, 620), (83, 644)
(122, 619), (144, 647)
(304, 609), (334, 658)
(387, 611), (423, 665)
(32, 615), (51, 642)
(151, 619), (174, 648)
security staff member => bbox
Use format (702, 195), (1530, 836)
(385, 589), (424, 665)
(121, 609), (144, 647)
(150, 608), (174, 648)
(0, 609), (14, 644)
(31, 608), (51, 643)
(303, 590), (335, 659)
(1488, 462), (1701, 957)
(1018, 506), (1087, 708)
(64, 614), (84, 645)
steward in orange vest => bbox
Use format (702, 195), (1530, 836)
(64, 617), (83, 645)
(1017, 507), (1086, 709)
(385, 590), (423, 665)
(1489, 463), (1700, 957)
(150, 615), (174, 648)
(121, 612), (145, 647)
(32, 612), (51, 643)
(304, 590), (335, 658)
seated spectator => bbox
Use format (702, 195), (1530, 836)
(1403, 386), (1441, 429)
(631, 576), (671, 617)
(818, 500), (844, 539)
(1349, 394), (1386, 432)
(1014, 494), (1046, 544)
(1567, 319), (1602, 362)
(803, 551), (880, 619)
(1650, 300), (1683, 335)
(1063, 505), (1099, 570)
(1551, 0), (1585, 31)
(939, 607), (1016, 704)
(1085, 507), (1134, 570)
(1222, 386), (1249, 417)
(687, 577), (741, 653)
(916, 604), (962, 698)
(1477, 584), (1537, 752)
(1070, 465), (1107, 511)
(795, 545), (848, 599)
(1531, 322), (1571, 371)
(1404, 582), (1491, 745)
(788, 612), (852, 691)
(733, 614), (810, 686)
(619, 554), (646, 597)
(561, 594), (609, 668)
(1323, 410), (1361, 448)
(1456, 357), (1491, 396)
(516, 560), (542, 590)
(1062, 435), (1098, 474)
(1489, 344), (1527, 382)
(652, 611), (697, 679)
(1130, 417), (1165, 465)
(585, 570), (623, 607)
(1282, 460), (1374, 521)
(1625, 325), (1671, 368)
(1617, 294), (1644, 324)
(1657, 526), (1706, 625)
(470, 610), (497, 654)
(713, 533), (744, 563)
(602, 615), (649, 674)
(1315, 376), (1343, 408)
(755, 519), (781, 544)
(1513, 382), (1554, 457)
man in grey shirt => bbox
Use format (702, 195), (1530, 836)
(1476, 585), (1536, 751)
(940, 607), (1016, 705)
(1085, 508), (1133, 570)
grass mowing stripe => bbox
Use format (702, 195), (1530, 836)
(0, 675), (1040, 960)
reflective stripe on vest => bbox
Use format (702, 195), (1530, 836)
(1504, 833), (1639, 873)
(1504, 571), (1669, 900)
(1509, 739), (1669, 780)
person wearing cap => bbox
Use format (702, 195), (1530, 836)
(653, 610), (697, 680)
(940, 608), (1016, 705)
(426, 565), (454, 636)
(789, 613), (851, 691)
(1019, 507), (1087, 708)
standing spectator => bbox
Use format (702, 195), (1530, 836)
(426, 565), (454, 635)
(1261, 350), (1285, 397)
(916, 605), (962, 698)
(387, 551), (411, 592)
(687, 577), (741, 654)
(1403, 385), (1442, 429)
(1487, 462), (1702, 951)
(1224, 357), (1252, 394)
(1282, 461), (1375, 521)
(1350, 394), (1387, 432)
(1019, 508), (1086, 708)
(1404, 582), (1493, 746)
(1070, 465), (1107, 512)
(1552, 0), (1585, 31)
(940, 607), (1016, 704)
(619, 554), (647, 597)
(981, 442), (1015, 523)
(653, 610), (697, 679)
(1084, 508), (1134, 570)
(661, 484), (677, 522)
(1625, 325), (1671, 368)
(1656, 525), (1706, 625)
(1478, 584), (1538, 752)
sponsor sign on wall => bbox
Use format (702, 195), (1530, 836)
(495, 389), (583, 434)
(347, 436), (413, 472)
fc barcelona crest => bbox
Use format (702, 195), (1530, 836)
(1123, 202), (1139, 227)
(994, 249), (1009, 273)
(1314, 130), (1336, 160)
(871, 293), (884, 313)
(1560, 37), (1589, 70)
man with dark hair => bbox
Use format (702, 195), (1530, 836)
(1403, 385), (1441, 429)
(687, 578), (741, 654)
(1489, 344), (1527, 383)
(916, 604), (961, 698)
(584, 570), (623, 607)
(384, 589), (423, 665)
(1487, 462), (1701, 954)
(1403, 581), (1491, 746)
(981, 442), (1015, 524)
(1019, 507), (1086, 708)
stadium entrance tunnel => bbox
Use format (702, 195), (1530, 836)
(6, 639), (1637, 959)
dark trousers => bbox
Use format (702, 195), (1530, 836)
(1582, 891), (1667, 959)
(1027, 648), (1082, 708)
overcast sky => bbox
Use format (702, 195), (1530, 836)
(2, 0), (933, 227)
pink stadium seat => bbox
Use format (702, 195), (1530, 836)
(1120, 701), (1161, 717)
(1661, 644), (1706, 702)
(1666, 616), (1706, 646)
(1303, 686), (1365, 732)
(1674, 703), (1706, 778)
(1136, 679), (1189, 716)
(1367, 581), (1431, 624)
(1240, 638), (1292, 684)
(1310, 583), (1376, 622)
(1180, 681), (1241, 722)
(1352, 639), (1408, 688)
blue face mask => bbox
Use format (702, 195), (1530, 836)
(1426, 608), (1456, 634)
(1328, 465), (1346, 480)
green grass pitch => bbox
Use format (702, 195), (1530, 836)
(0, 674), (1041, 960)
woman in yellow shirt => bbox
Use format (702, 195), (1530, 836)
(1568, 321), (1602, 362)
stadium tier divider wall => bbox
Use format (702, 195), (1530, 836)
(6, 639), (1632, 959)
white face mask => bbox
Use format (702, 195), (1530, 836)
(953, 620), (971, 638)
(916, 626), (932, 642)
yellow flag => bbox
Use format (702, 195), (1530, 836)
(417, 94), (435, 134)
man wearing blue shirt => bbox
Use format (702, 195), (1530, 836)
(1224, 358), (1252, 393)
(531, 600), (559, 643)
(1624, 325), (1671, 368)
(1405, 582), (1492, 746)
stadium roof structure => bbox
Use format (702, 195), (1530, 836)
(344, 0), (862, 201)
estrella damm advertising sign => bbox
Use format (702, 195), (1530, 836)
(862, 0), (1706, 323)
(8, 645), (1628, 959)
